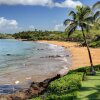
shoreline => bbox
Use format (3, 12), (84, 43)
(0, 40), (70, 99)
(0, 39), (71, 95)
(0, 40), (100, 99)
(37, 41), (71, 76)
(37, 40), (100, 70)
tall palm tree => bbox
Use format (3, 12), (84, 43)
(64, 6), (96, 75)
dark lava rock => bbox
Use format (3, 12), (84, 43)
(6, 54), (11, 56)
(40, 55), (61, 58)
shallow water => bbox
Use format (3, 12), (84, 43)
(0, 39), (71, 94)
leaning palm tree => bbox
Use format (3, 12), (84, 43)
(64, 6), (96, 75)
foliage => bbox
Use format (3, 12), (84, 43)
(0, 33), (13, 39)
(30, 73), (83, 100)
(89, 40), (100, 48)
(92, 1), (100, 10)
(69, 65), (100, 74)
(13, 31), (67, 41)
(13, 29), (100, 48)
(64, 6), (94, 36)
(47, 73), (82, 95)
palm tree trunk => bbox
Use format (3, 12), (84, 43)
(81, 27), (96, 75)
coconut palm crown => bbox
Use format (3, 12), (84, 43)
(64, 6), (96, 75)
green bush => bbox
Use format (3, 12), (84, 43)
(89, 40), (100, 48)
(31, 73), (83, 100)
(47, 73), (82, 95)
(68, 65), (100, 74)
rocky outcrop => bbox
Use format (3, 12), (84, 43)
(0, 74), (60, 100)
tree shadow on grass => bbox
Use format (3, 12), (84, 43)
(86, 85), (100, 100)
(77, 71), (100, 100)
(78, 85), (100, 100)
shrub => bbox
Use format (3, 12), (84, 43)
(47, 73), (82, 95)
(89, 40), (100, 48)
(31, 73), (83, 100)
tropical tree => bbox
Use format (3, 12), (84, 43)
(64, 6), (96, 75)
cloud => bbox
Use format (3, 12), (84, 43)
(0, 17), (37, 33)
(0, 0), (53, 6)
(55, 0), (82, 8)
(0, 0), (82, 8)
(29, 25), (35, 30)
(0, 17), (18, 28)
(53, 23), (65, 31)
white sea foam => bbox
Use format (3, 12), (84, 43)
(62, 57), (68, 62)
(15, 81), (20, 84)
(26, 77), (31, 80)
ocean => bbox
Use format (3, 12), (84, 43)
(0, 39), (71, 94)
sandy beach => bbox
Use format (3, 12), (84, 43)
(38, 40), (100, 70)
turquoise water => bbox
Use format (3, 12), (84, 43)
(0, 39), (70, 94)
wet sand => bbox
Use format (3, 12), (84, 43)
(38, 40), (100, 70)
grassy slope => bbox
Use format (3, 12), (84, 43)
(77, 71), (100, 100)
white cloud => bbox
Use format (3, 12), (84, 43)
(53, 23), (65, 31)
(0, 17), (37, 33)
(0, 0), (53, 6)
(0, 17), (18, 29)
(29, 25), (35, 30)
(0, 0), (82, 8)
(55, 0), (82, 8)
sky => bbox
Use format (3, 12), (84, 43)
(0, 0), (99, 33)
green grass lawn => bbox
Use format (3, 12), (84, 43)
(77, 71), (100, 100)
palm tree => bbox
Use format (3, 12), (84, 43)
(64, 6), (96, 75)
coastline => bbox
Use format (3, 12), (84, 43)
(0, 40), (71, 99)
(37, 40), (100, 70)
(0, 40), (100, 99)
(0, 39), (71, 94)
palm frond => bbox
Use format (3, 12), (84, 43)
(65, 22), (77, 37)
(76, 6), (82, 13)
(64, 19), (73, 26)
(84, 16), (94, 23)
(96, 17), (100, 23)
(93, 11), (100, 20)
(92, 1), (100, 10)
(69, 11), (75, 16)
(82, 21), (94, 27)
(82, 6), (92, 19)
(69, 11), (76, 20)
